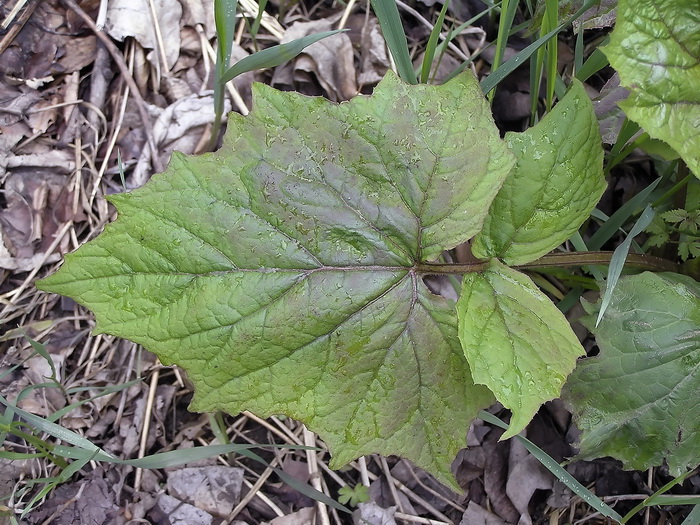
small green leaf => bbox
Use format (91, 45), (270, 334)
(38, 71), (511, 487)
(457, 260), (585, 439)
(602, 0), (700, 178)
(563, 272), (700, 475)
(338, 484), (370, 506)
(473, 79), (606, 265)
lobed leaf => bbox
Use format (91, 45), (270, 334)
(457, 261), (585, 439)
(602, 0), (700, 178)
(38, 71), (513, 487)
(563, 272), (700, 475)
(473, 79), (606, 265)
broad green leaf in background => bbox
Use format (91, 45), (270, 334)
(38, 71), (513, 487)
(457, 260), (585, 439)
(472, 79), (606, 265)
(602, 0), (700, 178)
(563, 272), (700, 474)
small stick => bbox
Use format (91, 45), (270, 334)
(133, 368), (160, 492)
(304, 427), (330, 525)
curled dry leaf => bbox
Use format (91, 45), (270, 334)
(131, 93), (231, 187)
(0, 0), (96, 80)
(105, 0), (182, 70)
(0, 171), (80, 272)
(273, 18), (357, 101)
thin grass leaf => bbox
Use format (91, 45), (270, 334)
(47, 378), (142, 423)
(212, 0), (239, 149)
(588, 179), (661, 250)
(220, 30), (345, 83)
(116, 148), (126, 190)
(481, 0), (598, 95)
(20, 451), (98, 518)
(576, 45), (609, 82)
(606, 132), (651, 173)
(543, 0), (558, 111)
(574, 26), (584, 73)
(621, 469), (699, 522)
(250, 0), (268, 37)
(25, 338), (57, 382)
(420, 0), (450, 83)
(430, 23), (454, 84)
(489, 0), (518, 101)
(52, 442), (314, 468)
(275, 468), (351, 513)
(557, 287), (584, 314)
(568, 232), (604, 281)
(371, 0), (417, 84)
(645, 496), (700, 506)
(479, 411), (624, 523)
(682, 505), (700, 525)
(596, 206), (656, 327)
(0, 395), (116, 460)
(611, 118), (641, 156)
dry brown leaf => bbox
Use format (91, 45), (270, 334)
(353, 502), (397, 525)
(150, 494), (214, 525)
(0, 1), (96, 80)
(275, 18), (357, 102)
(593, 73), (632, 145)
(180, 0), (216, 39)
(0, 170), (78, 272)
(167, 466), (244, 517)
(131, 93), (229, 187)
(0, 82), (42, 127)
(459, 501), (509, 525)
(263, 507), (316, 525)
(25, 472), (120, 525)
(505, 439), (553, 525)
(105, 0), (182, 70)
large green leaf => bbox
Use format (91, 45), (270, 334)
(38, 71), (513, 487)
(563, 272), (700, 474)
(472, 79), (606, 265)
(456, 260), (585, 439)
(602, 0), (700, 178)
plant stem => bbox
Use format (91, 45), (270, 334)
(415, 251), (681, 275)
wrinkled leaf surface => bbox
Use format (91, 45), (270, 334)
(473, 79), (606, 265)
(603, 0), (700, 178)
(564, 272), (700, 474)
(38, 72), (514, 486)
(457, 260), (585, 439)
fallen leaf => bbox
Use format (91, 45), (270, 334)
(150, 494), (213, 525)
(353, 502), (396, 525)
(105, 0), (182, 70)
(459, 501), (508, 525)
(274, 18), (357, 101)
(131, 92), (230, 187)
(263, 507), (316, 525)
(167, 466), (244, 517)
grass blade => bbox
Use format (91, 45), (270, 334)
(588, 179), (661, 250)
(0, 395), (116, 461)
(371, 0), (417, 84)
(479, 410), (624, 523)
(489, 0), (518, 101)
(596, 205), (656, 326)
(420, 0), (450, 83)
(620, 469), (699, 522)
(481, 0), (598, 95)
(543, 0), (558, 111)
(576, 44), (609, 82)
(220, 30), (345, 83)
(682, 505), (700, 525)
